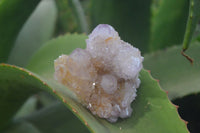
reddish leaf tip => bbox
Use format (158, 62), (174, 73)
(84, 121), (88, 126)
(43, 81), (47, 85)
(19, 67), (24, 71)
(181, 50), (194, 65)
(11, 65), (16, 68)
(0, 63), (6, 66)
(62, 98), (67, 103)
(181, 118), (189, 125)
(28, 72), (33, 76)
(184, 121), (189, 125)
(174, 104), (179, 109)
(72, 108), (77, 113)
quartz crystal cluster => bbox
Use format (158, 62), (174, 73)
(54, 24), (143, 122)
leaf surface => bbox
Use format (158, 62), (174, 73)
(55, 0), (88, 34)
(182, 0), (200, 51)
(26, 34), (189, 133)
(0, 64), (88, 132)
(7, 0), (57, 67)
(4, 121), (40, 133)
(0, 64), (48, 130)
(149, 0), (189, 51)
(0, 0), (40, 62)
(144, 42), (200, 100)
(16, 102), (89, 133)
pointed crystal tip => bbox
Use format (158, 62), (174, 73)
(54, 24), (143, 123)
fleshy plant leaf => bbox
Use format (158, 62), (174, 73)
(182, 0), (200, 51)
(25, 34), (189, 133)
(55, 0), (88, 34)
(144, 42), (200, 100)
(181, 0), (200, 63)
(0, 0), (40, 62)
(4, 121), (40, 133)
(7, 0), (57, 67)
(12, 102), (89, 133)
(149, 0), (189, 51)
(0, 64), (48, 130)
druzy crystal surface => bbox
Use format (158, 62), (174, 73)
(54, 24), (144, 122)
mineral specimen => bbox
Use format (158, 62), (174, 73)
(54, 24), (143, 122)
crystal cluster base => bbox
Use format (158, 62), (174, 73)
(54, 24), (143, 122)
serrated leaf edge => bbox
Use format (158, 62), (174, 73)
(0, 63), (189, 133)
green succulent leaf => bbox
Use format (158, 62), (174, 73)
(194, 24), (200, 41)
(173, 93), (200, 133)
(90, 0), (151, 53)
(27, 33), (87, 76)
(14, 96), (38, 119)
(7, 0), (57, 67)
(144, 42), (200, 100)
(24, 34), (188, 133)
(149, 0), (189, 51)
(4, 121), (40, 133)
(182, 0), (200, 51)
(13, 102), (89, 133)
(0, 0), (40, 62)
(55, 0), (88, 35)
(0, 63), (88, 132)
(0, 64), (48, 130)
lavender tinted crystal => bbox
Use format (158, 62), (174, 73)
(54, 24), (143, 122)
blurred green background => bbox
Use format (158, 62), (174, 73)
(1, 0), (200, 132)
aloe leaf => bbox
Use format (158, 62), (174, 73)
(0, 0), (40, 62)
(144, 42), (200, 100)
(173, 93), (200, 133)
(15, 102), (89, 133)
(90, 0), (151, 53)
(7, 0), (57, 67)
(70, 0), (88, 33)
(14, 96), (38, 119)
(27, 34), (87, 75)
(55, 0), (88, 34)
(4, 121), (40, 133)
(149, 0), (189, 51)
(0, 64), (49, 130)
(0, 63), (88, 132)
(36, 92), (57, 107)
(26, 34), (188, 133)
(182, 0), (200, 51)
(15, 93), (56, 120)
(196, 23), (200, 42)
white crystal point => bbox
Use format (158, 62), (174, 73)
(121, 81), (137, 108)
(54, 54), (68, 81)
(87, 24), (119, 43)
(101, 74), (117, 94)
(113, 42), (144, 79)
(86, 24), (121, 70)
(54, 24), (144, 123)
(66, 48), (94, 80)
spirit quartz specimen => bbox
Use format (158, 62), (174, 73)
(54, 24), (144, 122)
